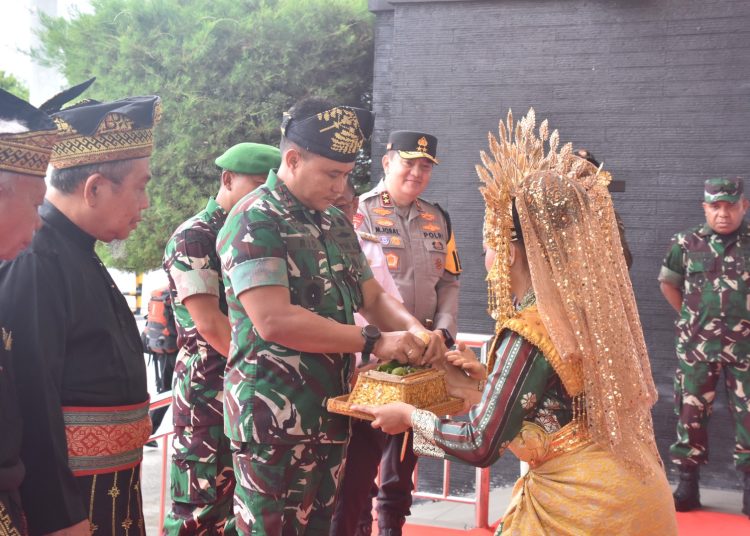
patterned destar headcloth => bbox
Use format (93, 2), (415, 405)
(0, 89), (58, 177)
(477, 109), (660, 477)
(50, 95), (161, 169)
(281, 105), (373, 163)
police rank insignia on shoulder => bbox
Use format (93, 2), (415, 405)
(380, 191), (393, 207)
(357, 231), (379, 243)
(2, 327), (12, 351)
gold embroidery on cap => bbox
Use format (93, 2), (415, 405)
(317, 107), (363, 155)
(417, 136), (429, 152)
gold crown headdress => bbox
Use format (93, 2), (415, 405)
(477, 108), (583, 327)
(477, 109), (660, 476)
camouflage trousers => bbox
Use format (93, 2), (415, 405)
(671, 359), (750, 470)
(163, 425), (236, 535)
(231, 441), (346, 536)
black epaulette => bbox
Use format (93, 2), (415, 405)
(434, 202), (453, 237)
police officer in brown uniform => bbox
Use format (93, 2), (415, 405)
(335, 131), (461, 535)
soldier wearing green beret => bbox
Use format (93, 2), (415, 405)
(659, 177), (750, 518)
(162, 142), (281, 535)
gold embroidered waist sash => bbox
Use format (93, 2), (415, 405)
(508, 418), (592, 469)
(62, 399), (151, 477)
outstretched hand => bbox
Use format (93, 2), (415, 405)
(446, 342), (487, 381)
(350, 402), (416, 435)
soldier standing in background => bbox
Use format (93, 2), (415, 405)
(658, 177), (750, 517)
(336, 131), (461, 536)
(216, 98), (444, 535)
(162, 142), (281, 535)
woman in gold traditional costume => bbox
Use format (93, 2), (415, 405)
(354, 110), (678, 535)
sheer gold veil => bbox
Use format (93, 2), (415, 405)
(478, 109), (660, 475)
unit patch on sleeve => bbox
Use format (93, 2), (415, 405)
(353, 213), (364, 229)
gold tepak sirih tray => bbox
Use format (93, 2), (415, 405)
(327, 368), (464, 421)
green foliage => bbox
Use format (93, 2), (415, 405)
(34, 0), (374, 271)
(0, 71), (29, 100)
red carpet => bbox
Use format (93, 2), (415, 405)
(394, 511), (748, 535)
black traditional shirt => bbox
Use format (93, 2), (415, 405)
(0, 330), (23, 495)
(0, 201), (148, 534)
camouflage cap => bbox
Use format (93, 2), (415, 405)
(704, 177), (744, 203)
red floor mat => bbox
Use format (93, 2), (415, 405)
(395, 511), (749, 535)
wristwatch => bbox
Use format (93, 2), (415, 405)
(361, 324), (381, 364)
(438, 328), (455, 349)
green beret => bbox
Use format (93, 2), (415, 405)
(215, 142), (281, 175)
(704, 177), (743, 203)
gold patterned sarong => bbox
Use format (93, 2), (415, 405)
(499, 422), (677, 536)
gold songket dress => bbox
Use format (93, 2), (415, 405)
(411, 302), (678, 535)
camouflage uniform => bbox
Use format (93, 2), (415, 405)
(216, 170), (373, 535)
(659, 217), (750, 470)
(163, 197), (236, 535)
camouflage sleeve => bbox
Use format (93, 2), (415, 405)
(166, 228), (221, 302)
(658, 235), (685, 287)
(222, 209), (289, 297)
(357, 250), (374, 284)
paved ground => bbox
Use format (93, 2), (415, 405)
(140, 430), (745, 533)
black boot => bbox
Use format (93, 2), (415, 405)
(742, 472), (750, 518)
(673, 466), (701, 512)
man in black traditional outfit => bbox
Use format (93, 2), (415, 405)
(0, 95), (161, 535)
(0, 88), (59, 536)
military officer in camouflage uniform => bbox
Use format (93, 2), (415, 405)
(659, 177), (750, 517)
(163, 142), (281, 535)
(216, 99), (444, 536)
(338, 131), (461, 536)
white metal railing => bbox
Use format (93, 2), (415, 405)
(148, 331), (495, 529)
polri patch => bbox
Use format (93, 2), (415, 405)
(386, 252), (400, 271)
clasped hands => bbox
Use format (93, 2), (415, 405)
(352, 341), (488, 434)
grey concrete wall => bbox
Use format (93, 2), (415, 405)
(370, 0), (750, 490)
